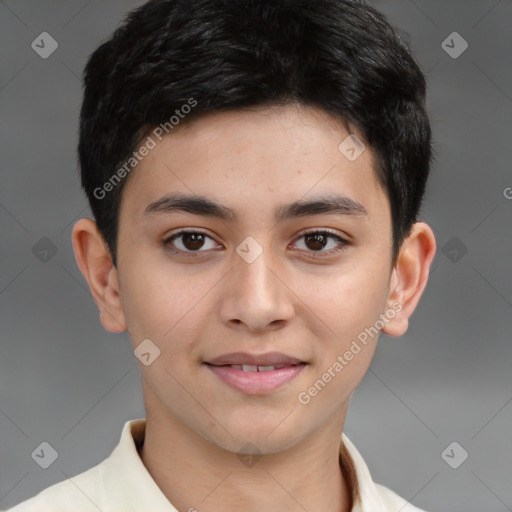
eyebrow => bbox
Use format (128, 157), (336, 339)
(143, 192), (368, 222)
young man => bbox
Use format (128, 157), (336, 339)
(5, 0), (436, 511)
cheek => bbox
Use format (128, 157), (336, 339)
(297, 273), (385, 408)
(298, 266), (388, 343)
(121, 260), (197, 329)
(120, 267), (218, 372)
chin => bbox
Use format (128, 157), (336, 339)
(202, 413), (305, 455)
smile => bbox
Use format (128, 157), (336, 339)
(205, 362), (307, 394)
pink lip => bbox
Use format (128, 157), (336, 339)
(205, 363), (306, 395)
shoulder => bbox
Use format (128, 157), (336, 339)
(1, 464), (104, 512)
(373, 483), (429, 512)
(1, 418), (158, 512)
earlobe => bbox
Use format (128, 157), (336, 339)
(381, 222), (437, 338)
(71, 218), (127, 333)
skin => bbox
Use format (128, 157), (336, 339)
(72, 104), (436, 512)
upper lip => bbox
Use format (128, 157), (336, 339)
(206, 352), (305, 366)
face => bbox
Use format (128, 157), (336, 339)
(113, 104), (397, 453)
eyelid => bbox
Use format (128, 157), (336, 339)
(294, 226), (347, 241)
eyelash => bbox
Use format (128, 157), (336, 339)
(161, 228), (349, 258)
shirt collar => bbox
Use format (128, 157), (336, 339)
(102, 418), (388, 511)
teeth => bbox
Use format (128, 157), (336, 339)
(226, 364), (299, 371)
(229, 364), (279, 372)
(257, 365), (276, 372)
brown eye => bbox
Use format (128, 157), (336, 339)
(163, 230), (219, 255)
(180, 232), (206, 251)
(304, 233), (329, 251)
(293, 230), (348, 255)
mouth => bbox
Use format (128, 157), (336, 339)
(205, 351), (306, 367)
(204, 352), (307, 394)
(209, 363), (301, 372)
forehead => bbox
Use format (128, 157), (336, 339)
(119, 104), (388, 225)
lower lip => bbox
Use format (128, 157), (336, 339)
(206, 364), (306, 394)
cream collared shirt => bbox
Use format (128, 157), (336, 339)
(4, 418), (427, 512)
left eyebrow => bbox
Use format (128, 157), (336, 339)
(143, 192), (368, 222)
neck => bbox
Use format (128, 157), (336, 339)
(138, 395), (353, 512)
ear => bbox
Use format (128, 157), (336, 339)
(71, 218), (127, 333)
(381, 222), (436, 337)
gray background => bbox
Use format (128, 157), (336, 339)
(0, 1), (511, 511)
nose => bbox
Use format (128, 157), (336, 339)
(219, 239), (295, 333)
